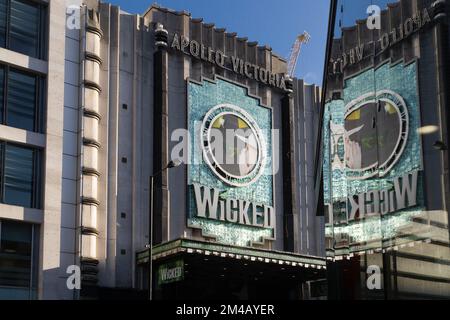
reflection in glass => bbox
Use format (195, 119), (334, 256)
(0, 66), (4, 123)
(344, 101), (401, 170)
(322, 0), (450, 299)
(9, 0), (39, 57)
(4, 144), (34, 208)
(0, 0), (44, 59)
(334, 0), (392, 37)
(7, 69), (37, 131)
(0, 221), (32, 287)
(0, 220), (37, 300)
(0, 0), (6, 47)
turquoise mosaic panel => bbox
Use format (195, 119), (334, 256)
(323, 62), (425, 253)
(322, 99), (347, 203)
(344, 63), (423, 184)
(187, 78), (274, 246)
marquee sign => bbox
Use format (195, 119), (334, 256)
(187, 78), (275, 247)
(158, 259), (184, 285)
(193, 184), (276, 229)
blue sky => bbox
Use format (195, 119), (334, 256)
(335, 0), (393, 36)
(107, 0), (331, 85)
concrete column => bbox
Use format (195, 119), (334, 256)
(104, 3), (120, 289)
(432, 0), (450, 235)
(282, 78), (299, 253)
(39, 0), (66, 300)
(153, 23), (170, 244)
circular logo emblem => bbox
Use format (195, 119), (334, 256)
(201, 104), (266, 187)
(343, 90), (409, 180)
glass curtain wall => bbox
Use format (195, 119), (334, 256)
(0, 0), (46, 59)
(0, 220), (39, 300)
(323, 0), (450, 299)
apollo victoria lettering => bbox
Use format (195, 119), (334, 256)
(330, 7), (431, 74)
(170, 33), (288, 91)
(379, 8), (431, 52)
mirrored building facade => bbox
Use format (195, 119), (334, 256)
(320, 0), (450, 299)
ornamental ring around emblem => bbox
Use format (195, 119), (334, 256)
(342, 90), (409, 180)
(201, 104), (267, 187)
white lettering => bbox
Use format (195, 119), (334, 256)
(193, 184), (276, 230)
(66, 265), (81, 290)
(367, 5), (381, 30)
(66, 5), (80, 30)
(367, 265), (382, 290)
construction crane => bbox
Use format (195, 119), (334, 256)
(287, 31), (311, 78)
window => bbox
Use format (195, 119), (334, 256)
(0, 64), (44, 132)
(0, 141), (41, 209)
(0, 0), (46, 59)
(0, 220), (39, 300)
(0, 0), (6, 48)
(0, 67), (3, 124)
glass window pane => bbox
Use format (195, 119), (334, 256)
(7, 69), (36, 131)
(4, 144), (34, 208)
(335, 0), (392, 34)
(0, 0), (6, 48)
(0, 221), (32, 289)
(0, 67), (4, 123)
(0, 143), (3, 196)
(9, 0), (39, 57)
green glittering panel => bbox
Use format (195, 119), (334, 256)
(187, 78), (274, 246)
(322, 62), (426, 255)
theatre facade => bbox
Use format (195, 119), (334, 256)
(320, 0), (450, 299)
(79, 1), (327, 300)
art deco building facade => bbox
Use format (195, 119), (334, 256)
(0, 0), (325, 299)
(319, 0), (450, 299)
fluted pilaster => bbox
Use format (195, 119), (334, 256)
(80, 6), (102, 286)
